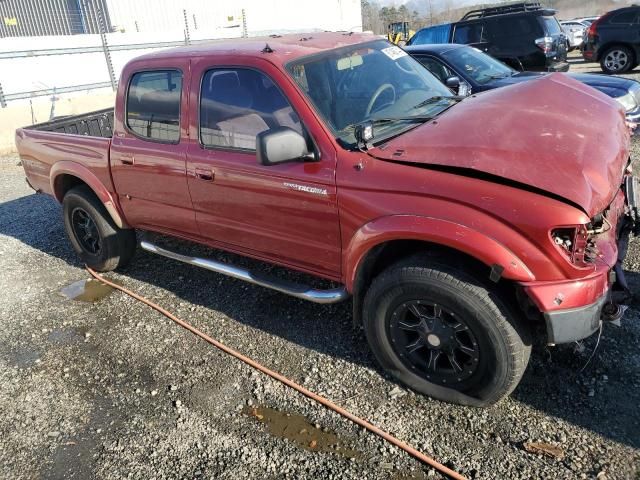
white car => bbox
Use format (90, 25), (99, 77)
(560, 20), (587, 50)
(573, 16), (599, 26)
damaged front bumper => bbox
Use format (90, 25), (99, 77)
(526, 176), (639, 345)
(543, 295), (606, 344)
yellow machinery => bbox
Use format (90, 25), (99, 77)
(387, 22), (415, 44)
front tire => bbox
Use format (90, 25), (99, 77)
(63, 185), (136, 271)
(600, 45), (634, 74)
(363, 260), (531, 406)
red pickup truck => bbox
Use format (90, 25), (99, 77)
(16, 33), (638, 406)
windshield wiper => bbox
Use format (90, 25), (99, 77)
(341, 115), (435, 134)
(411, 95), (463, 111)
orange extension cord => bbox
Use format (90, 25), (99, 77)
(87, 267), (468, 480)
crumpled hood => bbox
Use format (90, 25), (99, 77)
(371, 73), (630, 217)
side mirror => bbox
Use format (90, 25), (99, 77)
(256, 127), (315, 166)
(445, 76), (461, 90)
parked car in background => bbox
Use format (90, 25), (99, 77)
(406, 1), (569, 72)
(407, 43), (640, 121)
(574, 16), (599, 26)
(560, 20), (587, 50)
(582, 5), (640, 74)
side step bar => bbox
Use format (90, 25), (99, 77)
(140, 240), (350, 305)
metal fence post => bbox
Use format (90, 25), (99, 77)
(183, 10), (190, 45)
(96, 5), (116, 91)
(0, 81), (6, 108)
(242, 9), (248, 38)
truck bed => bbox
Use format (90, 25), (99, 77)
(16, 108), (115, 198)
(26, 108), (114, 138)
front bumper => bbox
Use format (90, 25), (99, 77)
(544, 294), (606, 344)
(524, 178), (638, 344)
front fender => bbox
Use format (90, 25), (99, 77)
(50, 161), (128, 229)
(344, 215), (536, 291)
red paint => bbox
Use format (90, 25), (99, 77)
(369, 73), (629, 218)
(15, 32), (632, 316)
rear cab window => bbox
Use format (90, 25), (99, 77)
(126, 70), (182, 143)
(199, 68), (302, 151)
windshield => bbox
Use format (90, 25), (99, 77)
(442, 47), (514, 85)
(286, 40), (454, 144)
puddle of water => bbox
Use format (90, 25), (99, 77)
(60, 279), (114, 302)
(244, 406), (361, 459)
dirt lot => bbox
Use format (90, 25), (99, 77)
(2, 64), (640, 479)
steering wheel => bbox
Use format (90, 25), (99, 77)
(366, 83), (396, 117)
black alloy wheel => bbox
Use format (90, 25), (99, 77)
(388, 300), (479, 386)
(71, 207), (102, 255)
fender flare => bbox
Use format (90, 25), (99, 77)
(344, 215), (536, 292)
(50, 161), (128, 229)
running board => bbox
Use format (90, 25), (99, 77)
(140, 240), (350, 304)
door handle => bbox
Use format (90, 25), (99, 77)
(195, 168), (214, 181)
(121, 154), (135, 165)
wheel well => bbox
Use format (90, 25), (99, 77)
(53, 174), (88, 202)
(351, 240), (518, 327)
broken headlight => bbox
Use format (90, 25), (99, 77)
(551, 223), (600, 267)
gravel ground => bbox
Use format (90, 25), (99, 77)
(2, 71), (640, 478)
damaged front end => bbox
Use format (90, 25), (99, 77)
(530, 168), (639, 345)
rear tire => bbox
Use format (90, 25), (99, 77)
(362, 260), (531, 406)
(62, 185), (136, 271)
(600, 45), (634, 74)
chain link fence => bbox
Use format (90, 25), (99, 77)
(0, 8), (248, 108)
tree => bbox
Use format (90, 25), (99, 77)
(379, 6), (390, 30)
(398, 4), (409, 21)
(389, 6), (398, 23)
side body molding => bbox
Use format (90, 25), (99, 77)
(344, 215), (536, 291)
(49, 161), (129, 229)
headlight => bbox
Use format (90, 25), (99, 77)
(616, 92), (638, 112)
(551, 226), (593, 267)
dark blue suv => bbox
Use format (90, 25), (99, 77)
(407, 1), (569, 72)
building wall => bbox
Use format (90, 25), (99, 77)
(0, 0), (112, 37)
(104, 0), (362, 35)
(0, 0), (362, 107)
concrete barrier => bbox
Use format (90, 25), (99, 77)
(0, 89), (115, 155)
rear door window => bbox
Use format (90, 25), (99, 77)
(199, 68), (302, 151)
(608, 10), (639, 24)
(485, 16), (540, 40)
(126, 70), (182, 143)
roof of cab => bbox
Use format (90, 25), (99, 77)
(132, 31), (379, 64)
